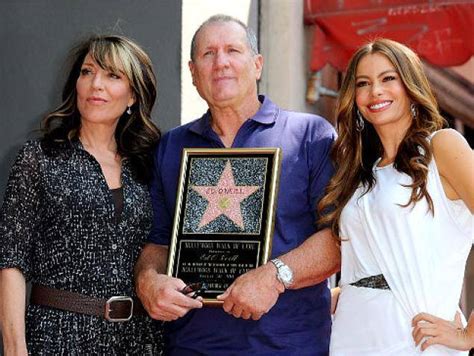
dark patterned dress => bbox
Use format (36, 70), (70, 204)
(0, 140), (163, 355)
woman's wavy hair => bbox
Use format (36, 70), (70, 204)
(318, 38), (446, 238)
(41, 34), (160, 183)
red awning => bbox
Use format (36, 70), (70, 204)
(304, 0), (474, 72)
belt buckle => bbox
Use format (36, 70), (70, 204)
(105, 296), (133, 322)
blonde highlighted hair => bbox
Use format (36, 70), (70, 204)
(41, 35), (160, 183)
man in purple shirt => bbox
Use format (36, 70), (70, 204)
(135, 14), (340, 355)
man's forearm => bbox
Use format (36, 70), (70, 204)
(278, 228), (340, 289)
(134, 243), (169, 280)
(218, 228), (340, 320)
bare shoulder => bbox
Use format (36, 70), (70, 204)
(431, 128), (474, 210)
(431, 128), (472, 172)
(431, 128), (469, 149)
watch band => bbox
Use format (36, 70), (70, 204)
(271, 258), (285, 270)
(270, 258), (294, 288)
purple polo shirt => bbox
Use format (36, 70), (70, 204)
(149, 96), (336, 355)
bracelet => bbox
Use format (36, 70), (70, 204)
(456, 326), (472, 348)
(456, 327), (467, 337)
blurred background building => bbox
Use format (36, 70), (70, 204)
(1, 0), (472, 353)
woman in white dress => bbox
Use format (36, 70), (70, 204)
(318, 38), (474, 355)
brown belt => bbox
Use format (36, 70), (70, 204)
(30, 284), (147, 322)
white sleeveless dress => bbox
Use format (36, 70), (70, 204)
(330, 144), (473, 355)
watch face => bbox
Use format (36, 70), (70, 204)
(280, 266), (293, 283)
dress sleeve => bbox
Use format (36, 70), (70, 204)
(0, 141), (42, 280)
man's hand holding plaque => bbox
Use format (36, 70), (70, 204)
(136, 266), (202, 321)
(217, 262), (284, 320)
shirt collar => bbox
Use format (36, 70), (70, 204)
(251, 95), (280, 125)
(188, 95), (279, 137)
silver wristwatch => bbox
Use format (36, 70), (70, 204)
(270, 258), (294, 289)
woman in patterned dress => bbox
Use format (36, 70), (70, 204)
(0, 35), (163, 355)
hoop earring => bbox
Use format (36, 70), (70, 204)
(410, 103), (417, 119)
(126, 106), (132, 115)
(356, 109), (365, 132)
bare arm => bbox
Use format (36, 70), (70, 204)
(134, 243), (202, 321)
(134, 242), (168, 277)
(218, 228), (340, 319)
(280, 228), (340, 289)
(0, 268), (28, 356)
(432, 129), (474, 213)
(330, 287), (341, 314)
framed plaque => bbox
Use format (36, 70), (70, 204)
(166, 148), (281, 305)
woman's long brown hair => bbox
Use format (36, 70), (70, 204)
(41, 35), (160, 184)
(318, 38), (446, 238)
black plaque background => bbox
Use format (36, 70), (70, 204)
(170, 151), (278, 300)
